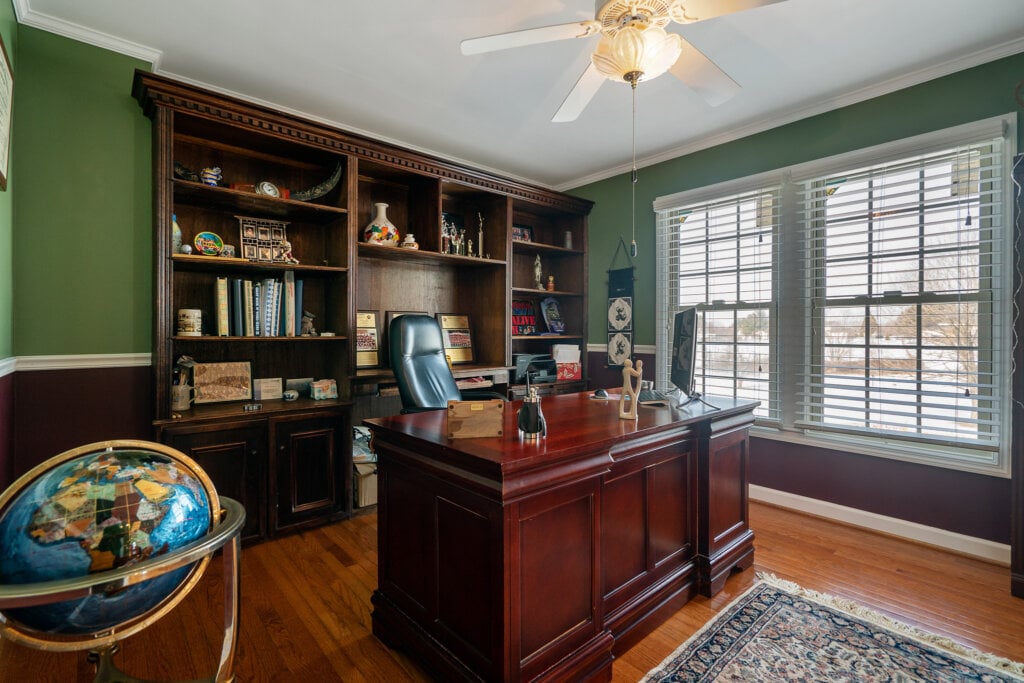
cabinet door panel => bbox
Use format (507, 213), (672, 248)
(274, 415), (345, 531)
(161, 422), (267, 542)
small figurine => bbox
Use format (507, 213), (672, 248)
(534, 255), (544, 290)
(619, 359), (643, 420)
(200, 166), (222, 186)
(300, 310), (317, 337)
(477, 212), (485, 258)
(547, 275), (555, 292)
(278, 239), (299, 264)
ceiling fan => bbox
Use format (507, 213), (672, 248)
(461, 0), (787, 122)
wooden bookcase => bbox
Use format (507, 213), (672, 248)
(134, 70), (592, 541)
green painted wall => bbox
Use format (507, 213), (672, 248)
(572, 51), (1024, 346)
(12, 27), (150, 355)
(0, 0), (15, 361)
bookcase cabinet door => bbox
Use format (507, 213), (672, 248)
(159, 420), (268, 543)
(273, 413), (348, 533)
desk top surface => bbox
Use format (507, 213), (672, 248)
(365, 392), (758, 482)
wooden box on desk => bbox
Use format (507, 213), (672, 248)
(446, 399), (504, 439)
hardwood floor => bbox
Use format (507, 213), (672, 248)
(2, 502), (1022, 681)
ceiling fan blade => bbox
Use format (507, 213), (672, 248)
(552, 63), (605, 123)
(673, 0), (787, 22)
(461, 20), (601, 56)
(668, 40), (740, 106)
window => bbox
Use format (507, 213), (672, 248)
(655, 115), (1015, 475)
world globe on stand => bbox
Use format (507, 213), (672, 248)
(0, 447), (213, 636)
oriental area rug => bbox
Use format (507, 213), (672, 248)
(642, 574), (1024, 682)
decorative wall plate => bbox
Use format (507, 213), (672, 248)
(607, 296), (632, 331)
(608, 332), (632, 366)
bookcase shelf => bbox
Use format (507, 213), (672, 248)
(134, 70), (592, 544)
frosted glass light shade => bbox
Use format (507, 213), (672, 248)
(591, 24), (683, 84)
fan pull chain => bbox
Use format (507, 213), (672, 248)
(630, 80), (638, 258)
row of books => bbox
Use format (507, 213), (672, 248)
(214, 271), (303, 337)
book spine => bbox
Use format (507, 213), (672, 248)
(262, 278), (276, 337)
(216, 276), (230, 336)
(294, 280), (304, 336)
(284, 271), (296, 337)
(253, 283), (262, 337)
(243, 280), (254, 337)
(231, 278), (243, 337)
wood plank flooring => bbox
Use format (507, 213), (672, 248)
(2, 502), (1022, 681)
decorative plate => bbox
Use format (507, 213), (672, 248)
(607, 297), (633, 332)
(194, 231), (224, 256)
(608, 332), (632, 366)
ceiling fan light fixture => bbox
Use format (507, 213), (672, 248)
(591, 23), (682, 85)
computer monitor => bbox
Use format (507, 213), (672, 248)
(670, 308), (699, 405)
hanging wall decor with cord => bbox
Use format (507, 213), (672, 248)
(607, 237), (635, 367)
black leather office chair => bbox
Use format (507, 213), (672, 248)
(389, 314), (506, 413)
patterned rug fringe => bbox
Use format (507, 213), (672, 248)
(754, 572), (1024, 678)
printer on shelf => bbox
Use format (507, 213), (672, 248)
(513, 354), (557, 384)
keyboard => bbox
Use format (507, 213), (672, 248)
(637, 389), (670, 406)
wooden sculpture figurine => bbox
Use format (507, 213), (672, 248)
(619, 358), (642, 420)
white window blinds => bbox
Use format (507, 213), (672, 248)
(656, 184), (781, 422)
(654, 114), (1015, 474)
(795, 137), (1009, 466)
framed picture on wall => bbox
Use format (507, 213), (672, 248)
(0, 36), (13, 191)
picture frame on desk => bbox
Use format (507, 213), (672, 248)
(356, 310), (382, 368)
(436, 313), (474, 364)
(192, 361), (252, 404)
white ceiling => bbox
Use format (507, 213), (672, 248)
(16, 0), (1024, 190)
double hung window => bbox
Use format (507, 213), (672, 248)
(654, 115), (1015, 474)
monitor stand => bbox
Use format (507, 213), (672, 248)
(674, 390), (720, 411)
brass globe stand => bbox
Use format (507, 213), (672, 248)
(0, 497), (245, 683)
(0, 440), (245, 679)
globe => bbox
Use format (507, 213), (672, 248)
(0, 445), (214, 636)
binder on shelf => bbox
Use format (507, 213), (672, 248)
(215, 277), (230, 336)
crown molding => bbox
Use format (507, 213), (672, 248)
(15, 353), (152, 371)
(558, 36), (1024, 192)
(14, 0), (161, 67)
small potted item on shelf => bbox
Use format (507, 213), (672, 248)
(400, 234), (419, 249)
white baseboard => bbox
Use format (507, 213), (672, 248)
(750, 484), (1011, 566)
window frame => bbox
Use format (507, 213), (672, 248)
(654, 113), (1017, 477)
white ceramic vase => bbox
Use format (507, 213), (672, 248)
(364, 202), (400, 246)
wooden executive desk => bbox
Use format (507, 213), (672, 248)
(365, 392), (757, 682)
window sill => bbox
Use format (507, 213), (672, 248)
(750, 425), (1009, 478)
